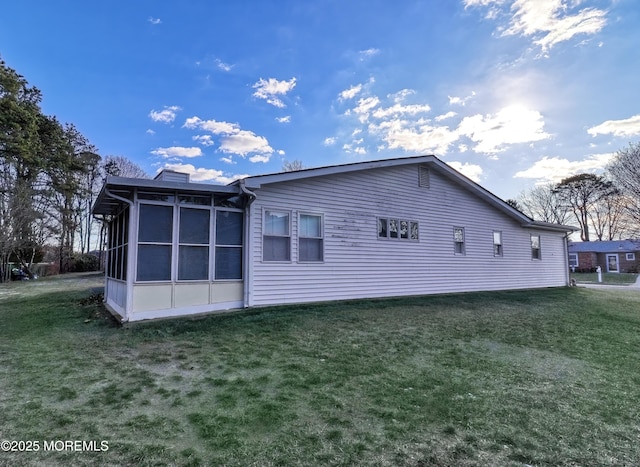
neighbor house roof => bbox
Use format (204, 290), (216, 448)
(568, 240), (640, 253)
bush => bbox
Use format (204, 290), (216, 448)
(70, 254), (100, 272)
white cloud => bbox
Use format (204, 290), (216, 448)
(146, 129), (155, 135)
(192, 135), (214, 146)
(215, 59), (233, 72)
(184, 116), (240, 135)
(252, 77), (297, 108)
(149, 105), (181, 123)
(220, 156), (235, 165)
(219, 130), (274, 157)
(371, 102), (431, 120)
(369, 118), (459, 155)
(465, 0), (607, 52)
(162, 162), (246, 185)
(323, 137), (337, 146)
(151, 146), (203, 158)
(390, 89), (415, 103)
(148, 17), (161, 25)
(359, 48), (380, 59)
(339, 84), (363, 101)
(249, 154), (271, 163)
(448, 92), (475, 106)
(457, 105), (550, 154)
(353, 96), (381, 122)
(514, 153), (614, 183)
(435, 111), (457, 122)
(446, 161), (484, 182)
(276, 116), (291, 123)
(587, 114), (640, 137)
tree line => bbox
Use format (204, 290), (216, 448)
(512, 143), (640, 242)
(0, 58), (146, 281)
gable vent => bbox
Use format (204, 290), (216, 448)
(418, 165), (430, 188)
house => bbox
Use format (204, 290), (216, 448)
(568, 240), (640, 273)
(92, 155), (577, 322)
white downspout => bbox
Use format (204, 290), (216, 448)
(239, 180), (257, 308)
(105, 189), (134, 322)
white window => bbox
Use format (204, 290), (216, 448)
(453, 227), (465, 255)
(378, 218), (419, 241)
(299, 214), (323, 262)
(493, 231), (503, 256)
(137, 204), (173, 281)
(568, 253), (578, 268)
(178, 207), (210, 281)
(107, 207), (129, 281)
(215, 210), (243, 279)
(626, 253), (635, 261)
(263, 210), (291, 261)
(531, 235), (541, 260)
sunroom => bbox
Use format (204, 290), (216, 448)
(93, 170), (250, 322)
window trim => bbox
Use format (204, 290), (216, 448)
(177, 205), (212, 282)
(298, 212), (324, 263)
(493, 230), (503, 257)
(214, 208), (244, 280)
(626, 252), (635, 261)
(377, 217), (419, 241)
(453, 227), (465, 255)
(263, 209), (292, 262)
(136, 202), (175, 282)
(531, 234), (541, 260)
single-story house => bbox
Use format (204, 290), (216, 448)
(92, 155), (577, 322)
(568, 240), (640, 273)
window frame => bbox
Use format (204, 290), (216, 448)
(568, 253), (578, 268)
(136, 201), (175, 282)
(493, 230), (503, 257)
(263, 209), (292, 262)
(531, 234), (541, 260)
(177, 205), (212, 282)
(377, 217), (419, 242)
(298, 212), (324, 263)
(453, 227), (465, 255)
(214, 208), (244, 280)
(626, 252), (635, 261)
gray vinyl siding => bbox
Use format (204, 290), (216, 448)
(248, 164), (568, 307)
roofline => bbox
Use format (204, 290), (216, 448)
(92, 175), (238, 216)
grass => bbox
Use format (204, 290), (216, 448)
(2, 273), (640, 466)
(571, 271), (639, 285)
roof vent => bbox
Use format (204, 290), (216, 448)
(418, 165), (430, 188)
(154, 169), (190, 183)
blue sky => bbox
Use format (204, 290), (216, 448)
(1, 0), (638, 200)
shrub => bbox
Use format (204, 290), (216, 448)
(70, 254), (100, 272)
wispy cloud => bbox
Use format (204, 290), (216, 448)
(464, 0), (608, 53)
(276, 116), (291, 123)
(161, 162), (246, 184)
(446, 161), (484, 182)
(192, 135), (214, 146)
(457, 105), (550, 154)
(148, 17), (161, 25)
(184, 116), (275, 161)
(587, 114), (640, 137)
(339, 84), (363, 101)
(252, 77), (297, 108)
(359, 48), (380, 60)
(215, 59), (233, 72)
(151, 146), (203, 158)
(514, 153), (614, 183)
(149, 105), (181, 123)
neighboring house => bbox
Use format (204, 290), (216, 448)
(568, 240), (640, 273)
(92, 155), (577, 322)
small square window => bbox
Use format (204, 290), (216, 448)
(627, 253), (635, 261)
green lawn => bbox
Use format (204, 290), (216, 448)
(2, 274), (640, 466)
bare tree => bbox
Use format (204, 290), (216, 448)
(282, 159), (305, 172)
(607, 143), (640, 236)
(517, 184), (570, 225)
